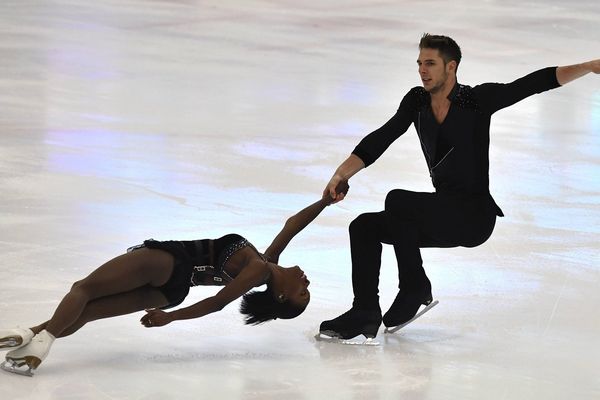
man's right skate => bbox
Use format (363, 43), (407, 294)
(383, 289), (439, 333)
(316, 308), (382, 345)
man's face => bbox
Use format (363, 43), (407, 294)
(417, 48), (452, 93)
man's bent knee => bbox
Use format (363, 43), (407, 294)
(349, 213), (379, 233)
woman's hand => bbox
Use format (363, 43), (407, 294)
(140, 308), (174, 328)
(323, 178), (349, 205)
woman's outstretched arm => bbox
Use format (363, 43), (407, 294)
(141, 259), (270, 327)
(263, 180), (349, 264)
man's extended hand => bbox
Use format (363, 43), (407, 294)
(556, 59), (600, 85)
(322, 154), (366, 204)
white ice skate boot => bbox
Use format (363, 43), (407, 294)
(0, 327), (34, 350)
(1, 330), (55, 377)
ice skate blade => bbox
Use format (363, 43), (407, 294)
(384, 299), (439, 334)
(314, 333), (380, 346)
(0, 337), (21, 349)
(1, 360), (34, 377)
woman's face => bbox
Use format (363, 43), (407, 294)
(274, 265), (311, 308)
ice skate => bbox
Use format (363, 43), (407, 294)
(1, 330), (55, 377)
(0, 327), (34, 351)
(383, 289), (439, 334)
(316, 308), (382, 345)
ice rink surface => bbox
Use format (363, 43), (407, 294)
(1, 1), (599, 399)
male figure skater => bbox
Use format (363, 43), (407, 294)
(319, 33), (600, 340)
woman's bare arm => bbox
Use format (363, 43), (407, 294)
(141, 260), (269, 327)
(264, 181), (349, 264)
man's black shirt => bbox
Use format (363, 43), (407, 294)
(352, 67), (561, 216)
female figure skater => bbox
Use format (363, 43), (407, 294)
(0, 182), (348, 376)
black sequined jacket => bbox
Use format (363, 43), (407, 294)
(352, 67), (561, 215)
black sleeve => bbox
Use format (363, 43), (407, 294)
(351, 89), (417, 167)
(474, 67), (561, 114)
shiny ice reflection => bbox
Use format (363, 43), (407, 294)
(1, 1), (599, 399)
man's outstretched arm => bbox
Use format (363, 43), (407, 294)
(556, 59), (600, 85)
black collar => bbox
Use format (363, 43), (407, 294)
(446, 81), (460, 101)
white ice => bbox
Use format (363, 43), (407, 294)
(1, 1), (599, 399)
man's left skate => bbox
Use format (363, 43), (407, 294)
(1, 330), (55, 377)
(384, 299), (439, 333)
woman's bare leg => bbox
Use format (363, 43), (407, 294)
(30, 285), (170, 337)
(42, 248), (174, 338)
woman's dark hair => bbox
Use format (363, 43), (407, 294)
(419, 33), (462, 70)
(240, 288), (306, 325)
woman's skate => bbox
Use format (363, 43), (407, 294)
(1, 330), (55, 377)
(0, 327), (34, 350)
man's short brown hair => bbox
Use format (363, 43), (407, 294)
(419, 33), (462, 70)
